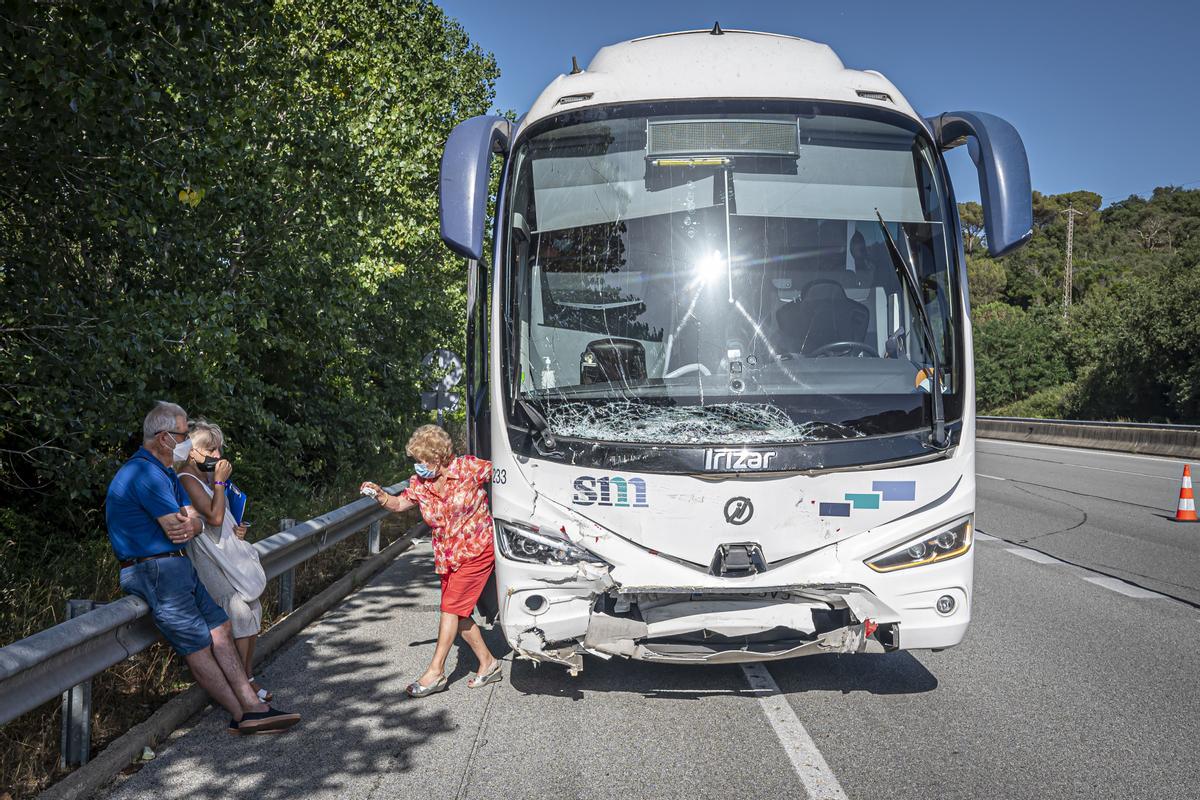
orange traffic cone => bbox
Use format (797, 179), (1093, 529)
(1176, 465), (1198, 522)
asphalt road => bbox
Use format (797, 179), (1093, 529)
(98, 440), (1200, 800)
(976, 438), (1200, 605)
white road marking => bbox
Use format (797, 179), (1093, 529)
(979, 438), (1191, 468)
(974, 531), (999, 542)
(977, 473), (1008, 480)
(1083, 576), (1167, 599)
(741, 663), (849, 800)
(1032, 462), (1176, 481)
(999, 542), (1178, 603)
(1006, 547), (1064, 565)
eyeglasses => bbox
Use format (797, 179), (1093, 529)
(157, 429), (189, 440)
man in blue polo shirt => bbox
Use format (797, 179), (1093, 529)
(107, 401), (299, 735)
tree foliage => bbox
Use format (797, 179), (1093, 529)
(965, 186), (1200, 422)
(959, 201), (984, 255)
(0, 1), (497, 570)
(1065, 245), (1200, 421)
(972, 303), (1069, 410)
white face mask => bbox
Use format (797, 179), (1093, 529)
(171, 437), (193, 462)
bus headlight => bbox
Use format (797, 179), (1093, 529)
(865, 516), (973, 573)
(496, 521), (607, 566)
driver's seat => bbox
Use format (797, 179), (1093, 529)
(776, 280), (870, 355)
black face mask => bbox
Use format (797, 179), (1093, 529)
(198, 456), (220, 472)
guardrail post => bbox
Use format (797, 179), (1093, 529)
(367, 520), (381, 555)
(278, 518), (296, 614)
(60, 599), (96, 767)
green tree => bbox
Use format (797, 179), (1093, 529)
(1067, 259), (1200, 422)
(962, 186), (1200, 422)
(966, 254), (1007, 306)
(973, 303), (1070, 411)
(959, 201), (985, 254)
(0, 0), (497, 597)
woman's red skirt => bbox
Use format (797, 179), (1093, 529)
(439, 545), (495, 617)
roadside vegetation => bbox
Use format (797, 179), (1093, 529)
(1, 1), (493, 795)
(967, 187), (1200, 422)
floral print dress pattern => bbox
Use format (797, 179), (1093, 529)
(402, 454), (493, 575)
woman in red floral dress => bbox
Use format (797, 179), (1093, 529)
(360, 425), (500, 697)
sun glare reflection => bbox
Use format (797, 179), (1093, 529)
(692, 248), (725, 287)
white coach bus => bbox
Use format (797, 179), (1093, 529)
(438, 28), (1031, 673)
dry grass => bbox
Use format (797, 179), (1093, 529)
(0, 506), (418, 800)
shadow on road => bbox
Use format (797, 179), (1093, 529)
(508, 649), (937, 701)
(107, 552), (472, 798)
(767, 651), (939, 695)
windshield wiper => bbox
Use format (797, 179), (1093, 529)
(516, 395), (557, 450)
(874, 211), (948, 449)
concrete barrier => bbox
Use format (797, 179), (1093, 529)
(977, 416), (1200, 460)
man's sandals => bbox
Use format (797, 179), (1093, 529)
(228, 707), (300, 735)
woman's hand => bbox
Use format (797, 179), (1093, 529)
(233, 523), (249, 540)
(214, 459), (233, 482)
(359, 481), (389, 508)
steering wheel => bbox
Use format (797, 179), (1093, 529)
(809, 341), (880, 358)
(664, 362), (712, 378)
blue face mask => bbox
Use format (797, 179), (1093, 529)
(414, 463), (437, 479)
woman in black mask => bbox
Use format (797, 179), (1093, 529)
(177, 420), (272, 703)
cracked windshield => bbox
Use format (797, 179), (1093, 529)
(506, 105), (958, 445)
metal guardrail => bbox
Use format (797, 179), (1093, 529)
(979, 415), (1200, 432)
(0, 481), (408, 731)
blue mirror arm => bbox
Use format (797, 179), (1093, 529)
(926, 111), (1033, 257)
(439, 115), (512, 260)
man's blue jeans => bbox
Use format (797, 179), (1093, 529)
(119, 556), (228, 655)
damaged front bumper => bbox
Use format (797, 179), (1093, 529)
(502, 574), (903, 674)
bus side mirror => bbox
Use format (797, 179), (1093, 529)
(926, 111), (1032, 258)
(439, 115), (512, 260)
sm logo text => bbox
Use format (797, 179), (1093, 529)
(572, 476), (649, 508)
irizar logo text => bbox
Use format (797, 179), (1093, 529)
(704, 449), (778, 471)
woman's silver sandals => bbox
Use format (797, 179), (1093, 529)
(405, 674), (448, 698)
(467, 660), (503, 689)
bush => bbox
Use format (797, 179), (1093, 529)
(986, 383), (1074, 418)
(973, 303), (1071, 412)
(1066, 261), (1200, 422)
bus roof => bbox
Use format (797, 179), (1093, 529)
(520, 29), (920, 133)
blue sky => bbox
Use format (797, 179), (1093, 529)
(439, 0), (1200, 206)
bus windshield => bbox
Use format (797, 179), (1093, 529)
(503, 101), (960, 446)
